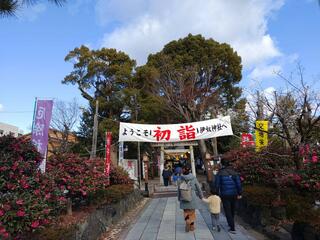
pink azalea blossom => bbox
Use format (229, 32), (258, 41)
(31, 220), (40, 228)
(311, 155), (318, 163)
(34, 189), (41, 196)
(42, 219), (50, 225)
(22, 183), (30, 189)
(293, 174), (302, 182)
(43, 209), (50, 214)
(0, 209), (4, 217)
(0, 227), (5, 234)
(16, 199), (24, 205)
(58, 196), (67, 202)
(16, 209), (25, 217)
(12, 162), (19, 171)
(3, 204), (11, 211)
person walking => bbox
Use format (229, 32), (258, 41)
(215, 158), (242, 234)
(178, 165), (203, 232)
(162, 165), (172, 186)
(202, 189), (221, 232)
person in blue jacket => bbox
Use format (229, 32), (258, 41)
(162, 165), (172, 186)
(215, 158), (242, 234)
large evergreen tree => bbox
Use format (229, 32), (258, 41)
(63, 46), (136, 154)
(143, 34), (246, 157)
(0, 0), (65, 17)
(62, 46), (171, 155)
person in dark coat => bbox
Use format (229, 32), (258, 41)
(178, 164), (203, 232)
(162, 165), (172, 186)
(215, 158), (242, 234)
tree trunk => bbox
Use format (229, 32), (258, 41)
(212, 138), (218, 156)
(292, 146), (302, 170)
(198, 139), (214, 182)
(198, 139), (207, 160)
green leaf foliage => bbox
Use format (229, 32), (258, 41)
(145, 34), (244, 122)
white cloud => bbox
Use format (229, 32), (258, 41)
(98, 0), (285, 67)
(263, 86), (276, 96)
(247, 53), (299, 87)
(245, 86), (276, 120)
(0, 104), (3, 111)
(18, 3), (47, 21)
(249, 64), (282, 80)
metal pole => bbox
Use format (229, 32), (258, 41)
(138, 141), (141, 189)
(160, 146), (164, 185)
(31, 97), (37, 133)
(190, 145), (196, 177)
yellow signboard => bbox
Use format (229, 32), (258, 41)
(255, 121), (268, 151)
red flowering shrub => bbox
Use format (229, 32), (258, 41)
(229, 145), (320, 200)
(229, 146), (295, 188)
(110, 164), (133, 185)
(0, 136), (132, 238)
(297, 162), (320, 199)
(0, 136), (65, 239)
(275, 145), (320, 198)
(46, 154), (132, 208)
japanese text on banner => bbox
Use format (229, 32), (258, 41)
(119, 116), (233, 142)
(255, 121), (268, 151)
(31, 100), (53, 173)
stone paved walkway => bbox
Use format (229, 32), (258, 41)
(124, 197), (259, 240)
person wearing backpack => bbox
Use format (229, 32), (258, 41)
(215, 158), (242, 234)
(178, 164), (203, 232)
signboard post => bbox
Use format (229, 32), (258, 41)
(123, 159), (138, 180)
(143, 154), (149, 196)
(118, 141), (124, 166)
(105, 132), (112, 184)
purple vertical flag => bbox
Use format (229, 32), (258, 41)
(31, 99), (53, 173)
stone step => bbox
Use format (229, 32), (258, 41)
(152, 191), (177, 198)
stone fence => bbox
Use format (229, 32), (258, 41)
(31, 189), (143, 240)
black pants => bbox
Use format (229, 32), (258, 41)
(221, 195), (237, 231)
(163, 177), (169, 186)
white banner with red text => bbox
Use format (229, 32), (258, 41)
(119, 116), (233, 142)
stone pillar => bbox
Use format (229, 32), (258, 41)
(190, 145), (196, 177)
(160, 146), (164, 185)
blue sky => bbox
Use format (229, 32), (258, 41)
(0, 0), (319, 133)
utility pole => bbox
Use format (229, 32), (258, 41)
(133, 94), (141, 190)
(90, 100), (99, 159)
